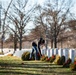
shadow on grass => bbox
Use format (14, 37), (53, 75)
(0, 71), (44, 75)
(0, 61), (76, 75)
(0, 62), (63, 69)
(0, 70), (76, 75)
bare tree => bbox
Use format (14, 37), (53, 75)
(68, 19), (76, 48)
(7, 0), (36, 51)
(33, 5), (46, 36)
(29, 25), (45, 40)
(0, 0), (13, 53)
(42, 0), (73, 48)
(68, 20), (76, 31)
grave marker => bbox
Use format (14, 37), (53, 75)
(58, 48), (63, 57)
(69, 49), (75, 63)
(54, 48), (58, 55)
(47, 48), (51, 58)
(63, 48), (69, 61)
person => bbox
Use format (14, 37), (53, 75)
(30, 42), (39, 60)
(38, 38), (45, 57)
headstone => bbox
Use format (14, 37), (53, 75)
(13, 49), (31, 58)
(47, 48), (51, 58)
(58, 48), (63, 57)
(63, 48), (69, 61)
(13, 50), (22, 57)
(50, 48), (54, 57)
(54, 48), (58, 55)
(41, 47), (47, 55)
(74, 49), (76, 57)
(41, 49), (45, 55)
(69, 49), (75, 63)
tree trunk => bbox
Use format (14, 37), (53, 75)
(54, 24), (57, 48)
(19, 33), (22, 50)
(54, 36), (57, 48)
(13, 33), (17, 53)
(1, 40), (3, 53)
(1, 34), (5, 53)
(14, 37), (17, 53)
(51, 39), (53, 48)
(61, 39), (63, 48)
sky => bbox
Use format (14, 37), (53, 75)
(0, 0), (76, 16)
(0, 0), (76, 15)
(0, 0), (76, 34)
(0, 0), (76, 39)
(0, 0), (45, 30)
(0, 0), (45, 7)
(0, 0), (47, 37)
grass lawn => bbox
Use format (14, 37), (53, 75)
(0, 56), (76, 75)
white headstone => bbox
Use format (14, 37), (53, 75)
(41, 48), (46, 55)
(47, 48), (51, 58)
(69, 49), (75, 63)
(50, 48), (54, 57)
(58, 48), (63, 57)
(63, 48), (69, 61)
(74, 49), (76, 57)
(41, 49), (45, 55)
(13, 49), (31, 58)
(54, 48), (58, 55)
(13, 50), (23, 57)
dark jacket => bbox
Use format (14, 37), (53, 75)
(38, 38), (45, 56)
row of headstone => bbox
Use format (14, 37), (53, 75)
(41, 48), (76, 62)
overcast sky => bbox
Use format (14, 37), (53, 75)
(0, 0), (76, 36)
(0, 0), (45, 29)
(0, 0), (45, 7)
(0, 0), (76, 27)
(0, 0), (76, 11)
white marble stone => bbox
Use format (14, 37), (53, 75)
(13, 49), (31, 58)
(41, 49), (45, 55)
(69, 49), (75, 63)
(58, 48), (63, 57)
(47, 48), (51, 58)
(54, 48), (58, 55)
(44, 48), (47, 55)
(50, 48), (54, 57)
(74, 49), (76, 57)
(63, 48), (69, 61)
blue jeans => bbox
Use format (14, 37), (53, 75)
(30, 46), (38, 60)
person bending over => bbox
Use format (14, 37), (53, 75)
(38, 38), (45, 57)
